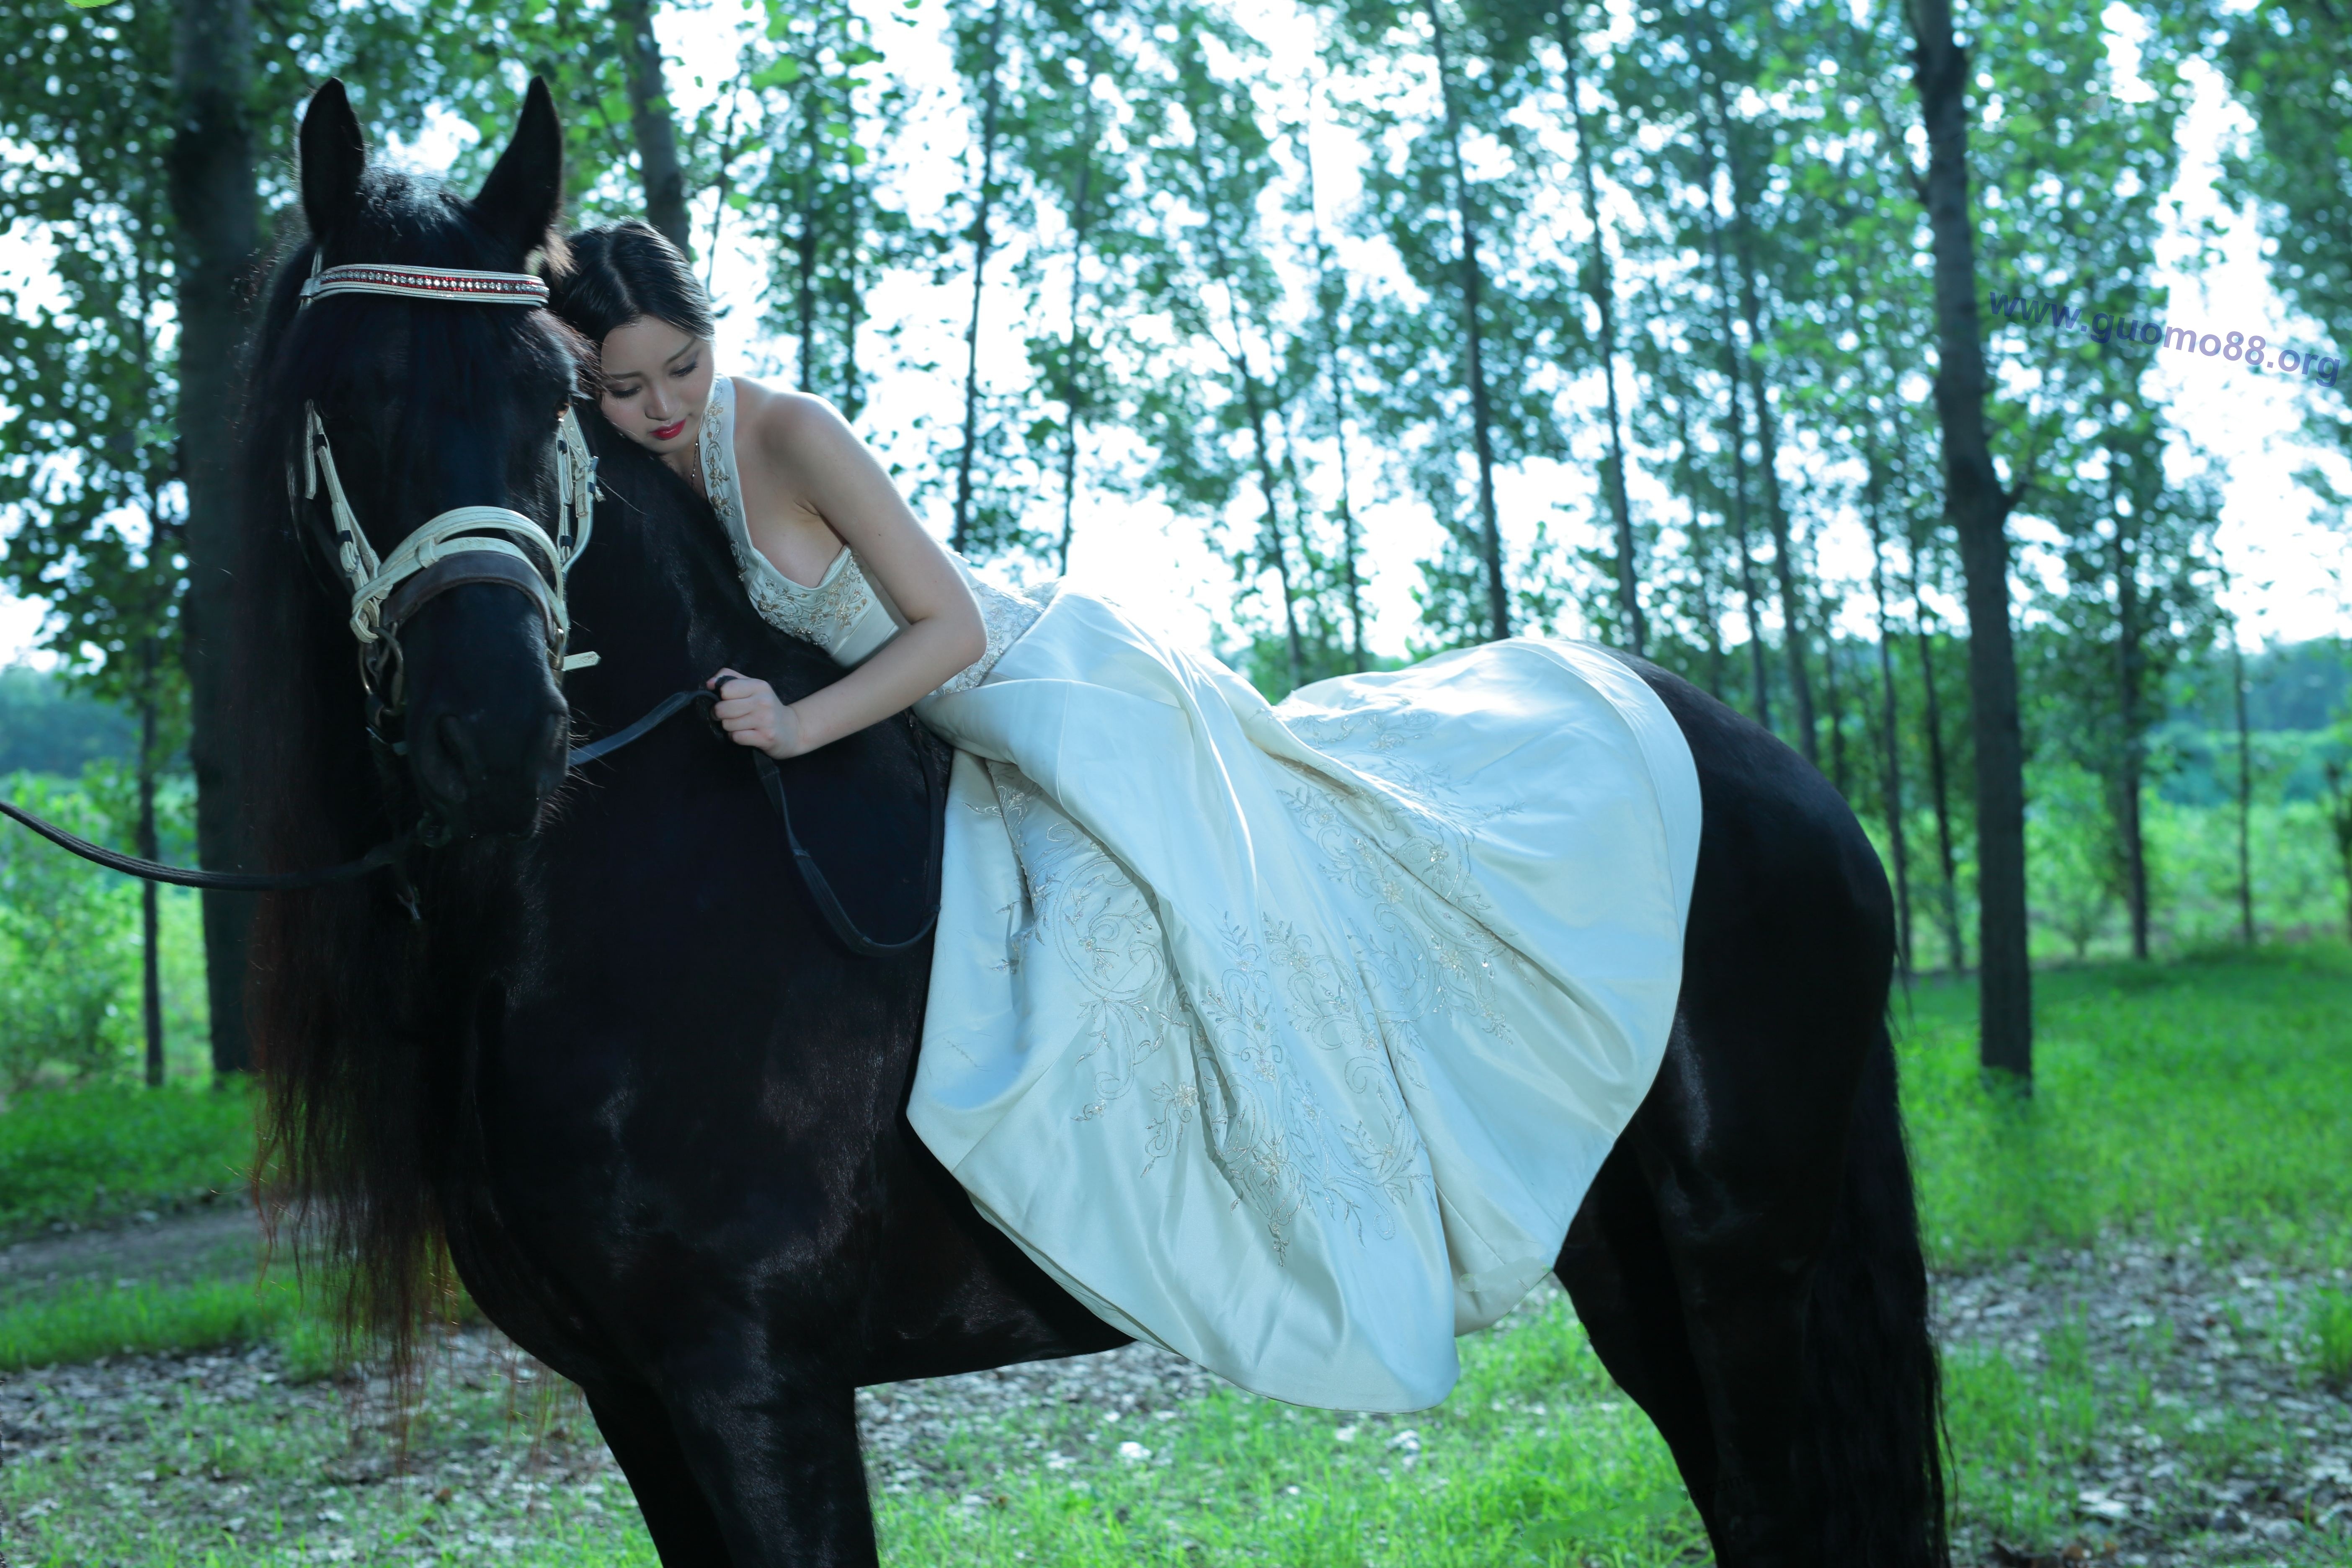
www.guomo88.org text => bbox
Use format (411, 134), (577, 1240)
(1988, 288), (2341, 386)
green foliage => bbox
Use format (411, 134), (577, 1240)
(0, 2), (183, 723)
(1128, 0), (1355, 691)
(0, 774), (135, 1094)
(1899, 945), (2352, 1268)
(2218, 0), (2352, 475)
(720, 0), (925, 419)
(0, 663), (137, 775)
(0, 767), (204, 1095)
(2311, 1289), (2352, 1387)
(0, 1077), (251, 1240)
(2025, 760), (2118, 959)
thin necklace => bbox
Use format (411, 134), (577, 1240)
(678, 410), (708, 499)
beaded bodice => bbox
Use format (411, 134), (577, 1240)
(697, 375), (1041, 698)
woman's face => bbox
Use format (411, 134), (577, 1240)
(598, 317), (715, 456)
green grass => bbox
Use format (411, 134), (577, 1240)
(2314, 1288), (2352, 1386)
(0, 1275), (306, 1375)
(1900, 942), (2352, 1268)
(0, 1287), (1710, 1568)
(868, 1291), (1702, 1568)
(11, 1279), (2338, 1565)
(1937, 1315), (2336, 1554)
(0, 1336), (654, 1567)
(0, 1076), (255, 1241)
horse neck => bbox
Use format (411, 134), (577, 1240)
(566, 409), (837, 700)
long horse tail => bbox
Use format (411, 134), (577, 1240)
(1799, 1014), (1951, 1565)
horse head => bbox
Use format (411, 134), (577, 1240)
(264, 77), (586, 838)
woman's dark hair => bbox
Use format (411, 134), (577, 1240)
(547, 220), (714, 358)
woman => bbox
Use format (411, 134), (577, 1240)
(549, 222), (1701, 1413)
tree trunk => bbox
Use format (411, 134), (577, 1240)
(2110, 493), (2149, 959)
(951, 0), (1011, 556)
(1713, 76), (1815, 758)
(1913, 590), (1966, 974)
(2232, 630), (2254, 944)
(841, 185), (866, 421)
(613, 0), (693, 258)
(1182, 107), (1305, 690)
(1822, 617), (1849, 796)
(1866, 480), (1915, 981)
(1253, 396), (1308, 692)
(1056, 42), (1105, 575)
(1696, 525), (1729, 701)
(2329, 761), (2352, 941)
(1697, 142), (1771, 727)
(1672, 392), (1728, 701)
(1562, 5), (1641, 655)
(1303, 107), (1367, 672)
(1911, 0), (2032, 1081)
(170, 0), (260, 1080)
(794, 98), (820, 395)
(1427, 0), (1509, 642)
(137, 652), (165, 1088)
(703, 62), (750, 292)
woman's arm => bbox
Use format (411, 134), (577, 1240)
(709, 384), (986, 759)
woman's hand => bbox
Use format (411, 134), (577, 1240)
(708, 668), (805, 760)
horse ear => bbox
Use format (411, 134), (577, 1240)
(474, 77), (565, 263)
(299, 79), (367, 242)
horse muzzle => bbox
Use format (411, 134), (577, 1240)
(398, 582), (570, 838)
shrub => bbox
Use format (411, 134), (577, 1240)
(0, 772), (135, 1093)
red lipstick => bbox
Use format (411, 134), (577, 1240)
(652, 418), (687, 441)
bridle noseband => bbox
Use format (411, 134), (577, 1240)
(290, 253), (599, 739)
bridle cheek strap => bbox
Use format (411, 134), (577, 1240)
(296, 400), (596, 665)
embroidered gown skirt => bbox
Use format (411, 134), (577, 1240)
(695, 377), (1701, 1412)
(913, 594), (1700, 1412)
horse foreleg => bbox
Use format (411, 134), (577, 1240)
(642, 1340), (877, 1567)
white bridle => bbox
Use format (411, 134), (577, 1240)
(290, 252), (598, 676)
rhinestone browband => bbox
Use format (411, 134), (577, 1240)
(299, 261), (549, 308)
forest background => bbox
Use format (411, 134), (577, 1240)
(0, 0), (2349, 1099)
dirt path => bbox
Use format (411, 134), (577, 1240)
(0, 1202), (263, 1307)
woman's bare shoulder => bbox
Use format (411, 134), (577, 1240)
(729, 376), (851, 461)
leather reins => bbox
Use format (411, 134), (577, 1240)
(0, 253), (944, 956)
(0, 687), (945, 959)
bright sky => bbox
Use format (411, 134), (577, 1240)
(0, 0), (2342, 670)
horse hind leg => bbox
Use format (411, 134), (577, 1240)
(1598, 655), (1942, 1564)
(1629, 1006), (1854, 1568)
(1797, 1020), (1949, 1567)
(582, 1380), (738, 1565)
(1554, 1139), (1722, 1536)
(1638, 975), (1945, 1565)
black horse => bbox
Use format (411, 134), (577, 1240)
(237, 80), (1947, 1567)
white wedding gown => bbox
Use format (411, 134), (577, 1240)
(700, 377), (1702, 1412)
